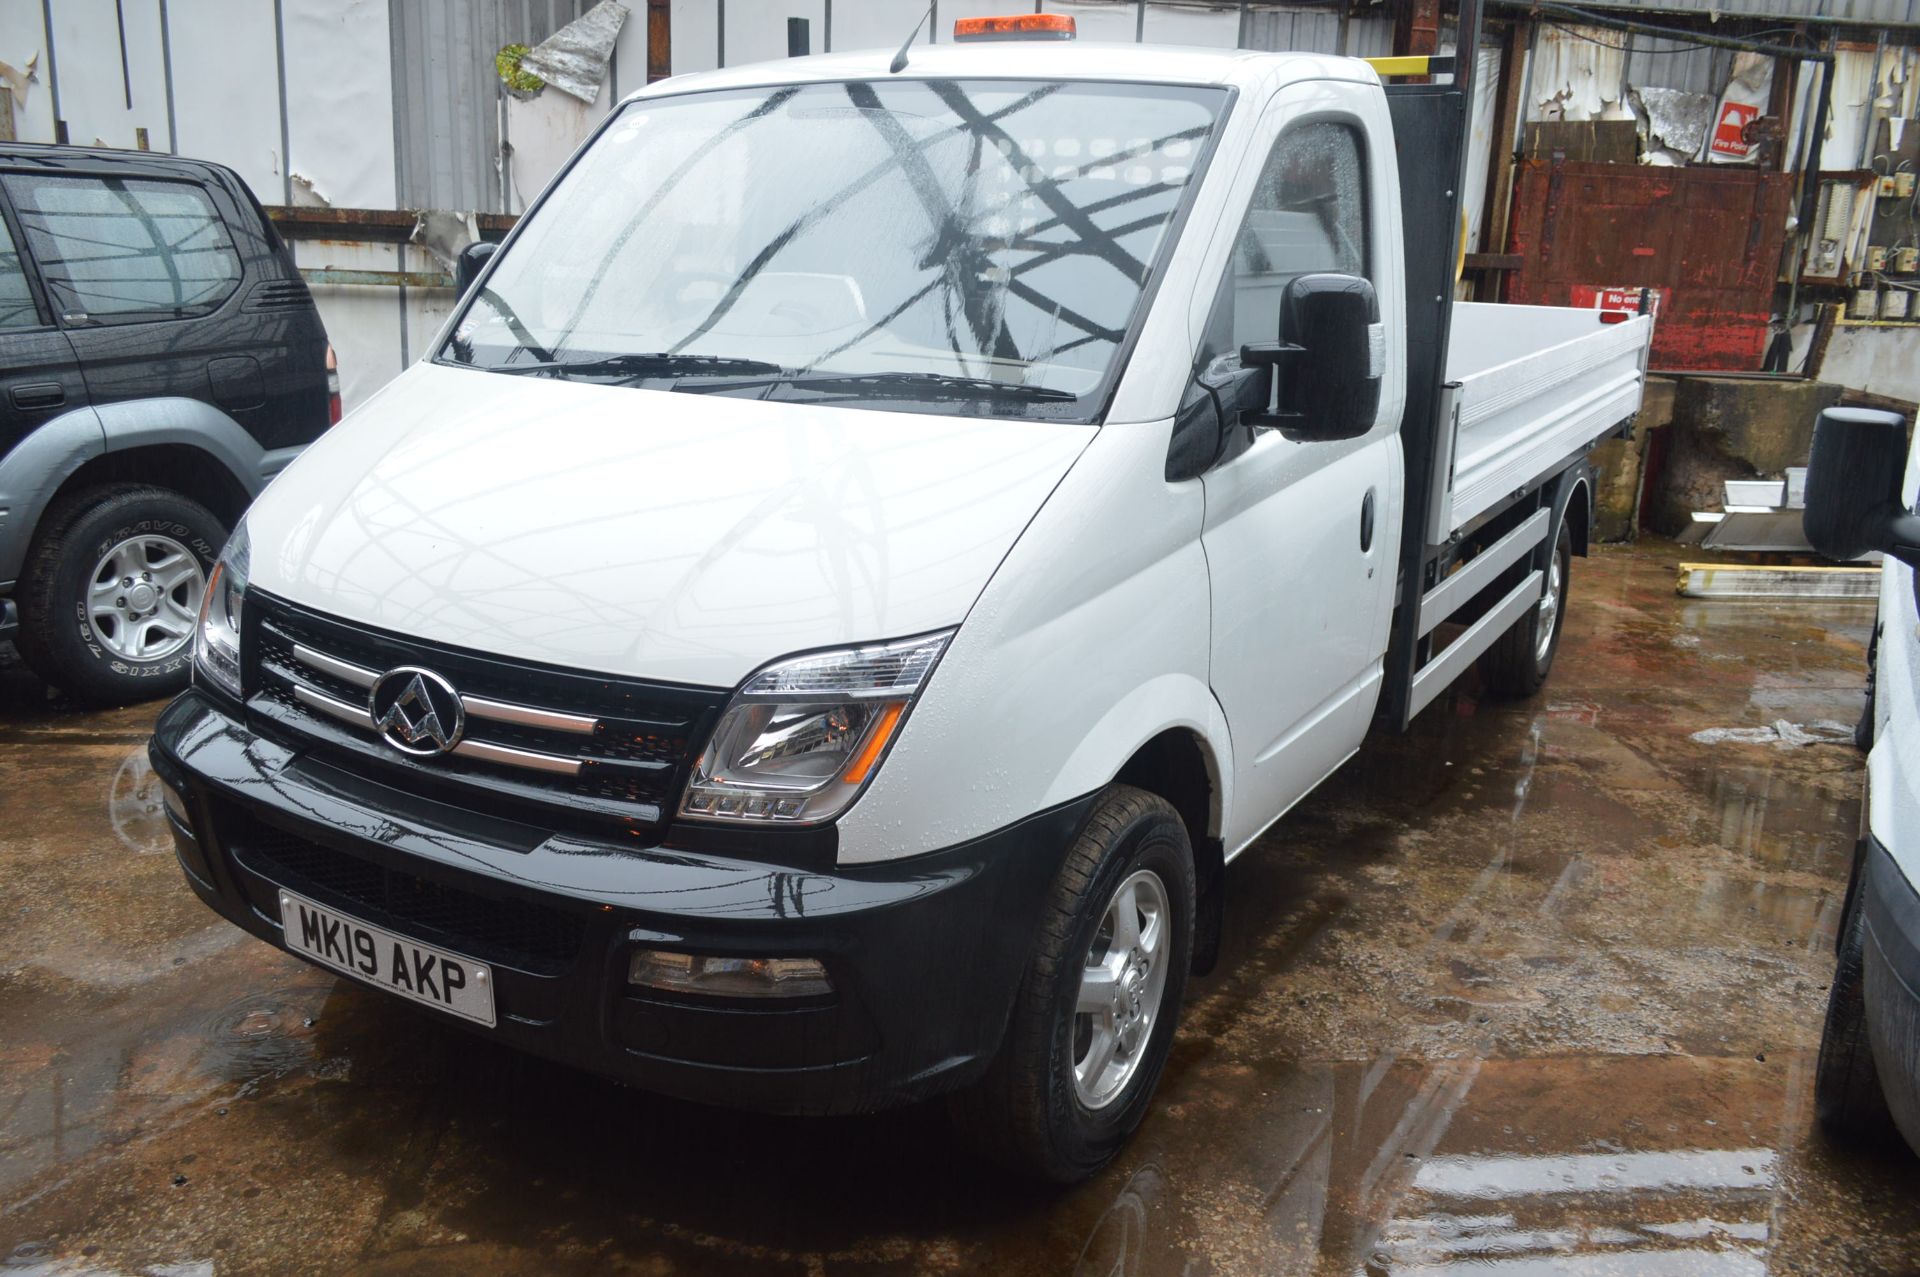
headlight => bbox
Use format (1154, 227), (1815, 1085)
(679, 631), (952, 825)
(193, 522), (249, 699)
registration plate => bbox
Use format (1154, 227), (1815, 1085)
(278, 888), (497, 1027)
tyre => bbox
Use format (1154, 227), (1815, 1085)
(1815, 891), (1895, 1143)
(1479, 516), (1572, 699)
(18, 484), (225, 706)
(951, 785), (1195, 1184)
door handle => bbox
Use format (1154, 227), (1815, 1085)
(11, 382), (66, 410)
(1360, 488), (1376, 553)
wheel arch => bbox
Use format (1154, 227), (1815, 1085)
(1042, 673), (1231, 976)
(1555, 466), (1594, 557)
(47, 443), (253, 533)
(1112, 725), (1229, 976)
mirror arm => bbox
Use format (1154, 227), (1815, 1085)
(1237, 342), (1305, 429)
(1239, 341), (1304, 368)
(1884, 511), (1920, 569)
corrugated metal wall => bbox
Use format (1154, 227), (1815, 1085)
(1241, 6), (1397, 56)
(1563, 0), (1920, 27)
(389, 0), (598, 214)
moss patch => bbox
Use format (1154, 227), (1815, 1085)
(495, 44), (545, 97)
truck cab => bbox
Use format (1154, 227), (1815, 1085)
(150, 21), (1649, 1182)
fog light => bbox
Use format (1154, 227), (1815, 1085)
(628, 950), (832, 998)
(160, 780), (190, 826)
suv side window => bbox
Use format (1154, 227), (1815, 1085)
(1225, 120), (1369, 352)
(4, 174), (241, 325)
(0, 212), (40, 331)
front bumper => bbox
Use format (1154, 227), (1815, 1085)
(150, 689), (1087, 1114)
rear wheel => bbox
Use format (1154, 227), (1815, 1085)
(17, 484), (224, 706)
(1816, 892), (1895, 1143)
(951, 785), (1195, 1183)
(1479, 517), (1572, 699)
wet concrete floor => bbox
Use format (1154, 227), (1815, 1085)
(2, 541), (1918, 1275)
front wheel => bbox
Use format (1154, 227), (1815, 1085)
(950, 785), (1195, 1184)
(1479, 516), (1572, 699)
(17, 484), (225, 706)
(1816, 894), (1895, 1143)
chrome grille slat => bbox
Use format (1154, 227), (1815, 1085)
(293, 683), (376, 729)
(247, 594), (723, 826)
(453, 738), (582, 775)
(460, 694), (597, 735)
(292, 643), (378, 689)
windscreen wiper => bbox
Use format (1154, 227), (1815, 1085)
(773, 371), (1077, 402)
(484, 353), (789, 380)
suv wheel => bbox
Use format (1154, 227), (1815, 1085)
(950, 785), (1195, 1183)
(18, 484), (225, 705)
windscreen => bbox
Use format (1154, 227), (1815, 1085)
(440, 78), (1228, 420)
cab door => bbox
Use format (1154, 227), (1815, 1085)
(1195, 89), (1406, 853)
(0, 182), (87, 463)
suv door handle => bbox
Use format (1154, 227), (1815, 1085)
(11, 382), (66, 410)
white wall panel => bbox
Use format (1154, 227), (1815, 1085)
(46, 0), (172, 151)
(1142, 3), (1239, 49)
(296, 239), (404, 412)
(722, 0), (826, 66)
(166, 0), (285, 199)
(1041, 0), (1140, 43)
(670, 0), (720, 72)
(284, 0), (397, 209)
(401, 244), (460, 372)
(610, 0), (651, 96)
(826, 0), (912, 53)
(0, 0), (57, 142)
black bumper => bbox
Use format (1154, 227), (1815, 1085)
(150, 689), (1088, 1115)
(1860, 834), (1920, 1149)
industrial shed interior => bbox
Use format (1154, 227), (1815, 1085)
(4, 0), (1918, 434)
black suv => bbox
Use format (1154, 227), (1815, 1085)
(0, 144), (335, 704)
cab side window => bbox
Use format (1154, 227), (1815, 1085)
(4, 174), (241, 326)
(1225, 121), (1369, 352)
(0, 214), (40, 331)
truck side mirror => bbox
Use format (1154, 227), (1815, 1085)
(1804, 406), (1920, 567)
(455, 241), (498, 295)
(1241, 273), (1382, 441)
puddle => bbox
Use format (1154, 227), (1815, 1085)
(0, 543), (1913, 1273)
(106, 748), (170, 856)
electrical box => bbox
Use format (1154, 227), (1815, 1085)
(1867, 246), (1889, 272)
(1881, 175), (1900, 198)
(1899, 247), (1920, 274)
(1884, 290), (1913, 320)
(1854, 288), (1881, 318)
(1898, 172), (1918, 200)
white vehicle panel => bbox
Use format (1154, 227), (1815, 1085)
(836, 419), (1220, 864)
(245, 361), (1093, 690)
(1440, 305), (1652, 536)
(1191, 78), (1407, 852)
(1869, 440), (1920, 895)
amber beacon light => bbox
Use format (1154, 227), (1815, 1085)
(953, 13), (1078, 41)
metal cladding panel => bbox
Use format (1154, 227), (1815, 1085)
(1241, 8), (1395, 55)
(1541, 0), (1920, 25)
(389, 0), (596, 213)
(1502, 160), (1794, 371)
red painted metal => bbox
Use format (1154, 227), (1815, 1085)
(1503, 160), (1794, 372)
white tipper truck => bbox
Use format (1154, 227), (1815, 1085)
(152, 9), (1652, 1182)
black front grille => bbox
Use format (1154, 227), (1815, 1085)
(243, 591), (728, 832)
(227, 810), (585, 976)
